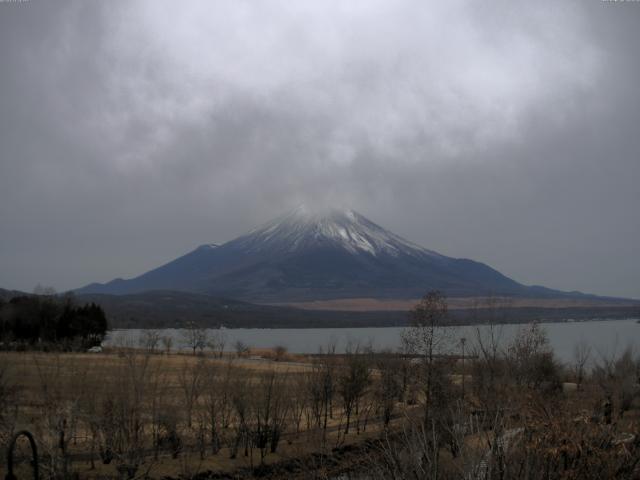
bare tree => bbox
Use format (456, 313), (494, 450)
(289, 372), (309, 435)
(110, 351), (154, 477)
(200, 360), (222, 455)
(337, 343), (370, 435)
(273, 344), (288, 361)
(178, 357), (206, 428)
(234, 340), (250, 358)
(401, 290), (451, 423)
(573, 339), (592, 389)
(250, 369), (290, 462)
(472, 296), (506, 385)
(229, 375), (250, 460)
(32, 354), (88, 479)
(161, 335), (173, 355)
(374, 351), (402, 429)
(507, 322), (560, 390)
(139, 329), (161, 354)
(470, 296), (510, 422)
(182, 322), (208, 355)
(207, 328), (227, 358)
(593, 346), (640, 420)
(147, 358), (169, 461)
(307, 345), (337, 447)
(200, 358), (235, 456)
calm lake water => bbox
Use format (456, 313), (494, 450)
(105, 318), (640, 364)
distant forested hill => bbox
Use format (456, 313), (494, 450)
(76, 290), (640, 329)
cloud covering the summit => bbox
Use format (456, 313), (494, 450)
(0, 0), (639, 298)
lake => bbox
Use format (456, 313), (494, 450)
(105, 318), (640, 364)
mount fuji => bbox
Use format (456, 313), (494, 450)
(77, 206), (583, 302)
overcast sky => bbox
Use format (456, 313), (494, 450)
(1, 0), (639, 298)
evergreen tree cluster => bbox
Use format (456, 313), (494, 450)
(0, 294), (108, 349)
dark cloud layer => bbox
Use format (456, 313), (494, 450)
(1, 0), (639, 298)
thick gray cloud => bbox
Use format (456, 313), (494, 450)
(1, 0), (639, 298)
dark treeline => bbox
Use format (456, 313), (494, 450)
(0, 294), (108, 349)
(77, 290), (640, 329)
(2, 288), (638, 329)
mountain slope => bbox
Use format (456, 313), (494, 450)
(77, 206), (587, 302)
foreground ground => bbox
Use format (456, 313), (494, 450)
(1, 324), (640, 479)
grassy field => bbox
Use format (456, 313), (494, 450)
(0, 349), (413, 479)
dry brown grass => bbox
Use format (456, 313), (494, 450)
(0, 350), (312, 405)
(269, 296), (639, 311)
(0, 350), (407, 479)
(3, 346), (637, 480)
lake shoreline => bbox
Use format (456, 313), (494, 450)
(105, 318), (640, 363)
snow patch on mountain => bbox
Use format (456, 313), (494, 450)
(196, 243), (219, 250)
(237, 205), (443, 258)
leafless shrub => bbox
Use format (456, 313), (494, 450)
(178, 357), (206, 428)
(307, 349), (337, 446)
(289, 372), (309, 435)
(273, 344), (288, 361)
(234, 340), (250, 358)
(369, 419), (444, 479)
(155, 410), (182, 459)
(507, 323), (562, 391)
(374, 351), (403, 429)
(593, 346), (640, 420)
(160, 335), (173, 354)
(139, 329), (161, 354)
(573, 339), (592, 389)
(337, 344), (371, 436)
(250, 369), (291, 462)
(99, 350), (159, 478)
(200, 359), (235, 455)
(229, 374), (250, 460)
(182, 321), (208, 355)
(206, 328), (226, 358)
(32, 354), (88, 479)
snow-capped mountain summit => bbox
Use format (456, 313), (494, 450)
(77, 206), (572, 302)
(235, 205), (442, 258)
